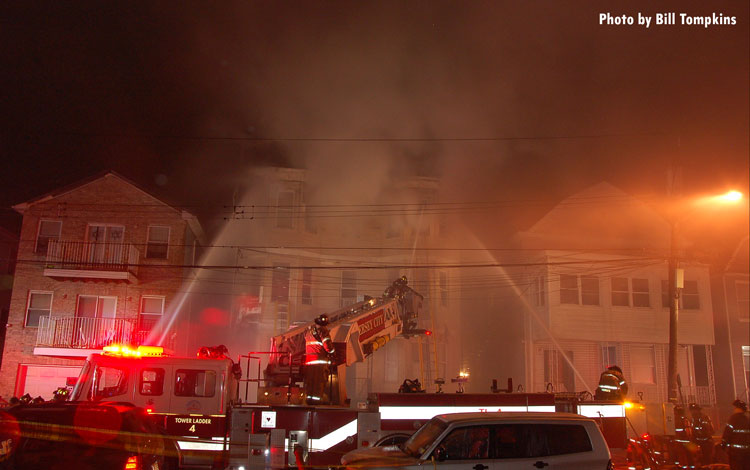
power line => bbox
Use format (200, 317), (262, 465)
(14, 256), (662, 271)
(47, 130), (670, 143)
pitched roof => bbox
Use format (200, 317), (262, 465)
(12, 170), (205, 243)
(519, 181), (670, 252)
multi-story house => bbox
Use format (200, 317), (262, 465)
(511, 182), (718, 407)
(0, 171), (204, 400)
(190, 165), (461, 405)
(713, 236), (749, 411)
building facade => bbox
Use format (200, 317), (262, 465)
(190, 166), (462, 405)
(713, 236), (750, 412)
(0, 172), (203, 400)
(513, 183), (718, 406)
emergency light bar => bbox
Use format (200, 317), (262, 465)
(103, 344), (165, 357)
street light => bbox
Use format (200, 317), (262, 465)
(666, 190), (744, 402)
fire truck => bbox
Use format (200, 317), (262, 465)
(67, 277), (628, 469)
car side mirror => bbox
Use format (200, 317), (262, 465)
(433, 445), (447, 462)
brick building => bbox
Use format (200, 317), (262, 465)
(0, 172), (204, 400)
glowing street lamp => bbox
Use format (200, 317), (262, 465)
(666, 190), (744, 402)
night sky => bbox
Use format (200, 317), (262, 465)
(2, 1), (748, 246)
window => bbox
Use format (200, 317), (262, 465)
(632, 278), (650, 307)
(146, 226), (170, 259)
(542, 424), (593, 455)
(439, 272), (449, 307)
(276, 190), (295, 229)
(438, 425), (491, 460)
(692, 345), (709, 387)
(26, 291), (52, 327)
(601, 344), (619, 369)
(341, 270), (357, 307)
(491, 424), (592, 459)
(140, 368), (165, 396)
(35, 220), (61, 254)
(631, 346), (656, 384)
(140, 296), (165, 330)
(581, 276), (599, 305)
(736, 281), (749, 321)
(76, 295), (117, 318)
(271, 266), (290, 302)
(611, 278), (630, 306)
(544, 349), (575, 393)
(174, 369), (216, 397)
(661, 280), (699, 310)
(560, 274), (579, 304)
(301, 268), (312, 305)
(682, 280), (700, 310)
(92, 366), (128, 400)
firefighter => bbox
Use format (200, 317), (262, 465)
(304, 314), (336, 404)
(689, 403), (715, 466)
(595, 365), (628, 401)
(722, 399), (750, 470)
(672, 404), (696, 467)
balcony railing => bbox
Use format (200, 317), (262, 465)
(36, 316), (136, 349)
(45, 240), (139, 277)
(36, 316), (177, 352)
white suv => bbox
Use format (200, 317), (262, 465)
(342, 412), (613, 470)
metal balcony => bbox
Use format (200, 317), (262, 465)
(35, 316), (136, 352)
(34, 316), (176, 357)
(44, 240), (139, 282)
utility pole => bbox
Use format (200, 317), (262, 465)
(667, 221), (683, 402)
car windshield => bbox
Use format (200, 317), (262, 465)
(402, 417), (447, 458)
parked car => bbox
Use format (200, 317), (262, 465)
(342, 412), (613, 470)
(0, 401), (173, 470)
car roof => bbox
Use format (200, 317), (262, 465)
(434, 412), (593, 423)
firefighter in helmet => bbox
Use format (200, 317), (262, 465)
(672, 404), (695, 467)
(304, 314), (336, 404)
(689, 402), (715, 466)
(595, 365), (628, 401)
(722, 399), (750, 470)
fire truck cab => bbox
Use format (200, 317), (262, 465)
(70, 345), (238, 468)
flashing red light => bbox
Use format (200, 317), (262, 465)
(424, 330), (432, 336)
(124, 455), (139, 470)
(145, 407), (154, 414)
(641, 433), (651, 441)
(103, 344), (164, 357)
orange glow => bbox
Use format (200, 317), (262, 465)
(717, 190), (743, 202)
(691, 190), (745, 209)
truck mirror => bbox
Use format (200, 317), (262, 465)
(434, 445), (447, 462)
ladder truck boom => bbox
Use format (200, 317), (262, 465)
(261, 276), (424, 405)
